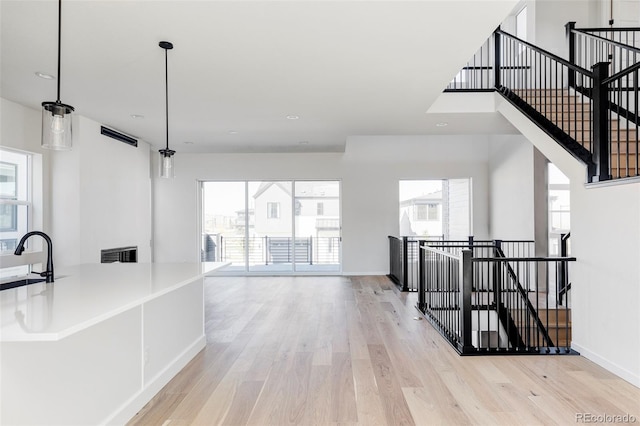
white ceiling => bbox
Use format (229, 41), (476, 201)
(1, 1), (520, 153)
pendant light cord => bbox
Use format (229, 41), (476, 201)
(56, 0), (62, 103)
(165, 47), (169, 151)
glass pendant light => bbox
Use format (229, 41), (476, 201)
(41, 0), (74, 150)
(158, 41), (176, 178)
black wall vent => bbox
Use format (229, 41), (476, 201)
(100, 126), (138, 147)
(101, 246), (138, 263)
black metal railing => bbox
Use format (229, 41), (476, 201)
(494, 30), (608, 179)
(416, 244), (577, 355)
(214, 235), (340, 266)
(567, 23), (640, 179)
(604, 62), (640, 178)
(558, 232), (572, 305)
(388, 236), (406, 289)
(388, 235), (534, 292)
(446, 36), (495, 90)
(417, 244), (466, 349)
(568, 23), (640, 78)
(446, 27), (640, 182)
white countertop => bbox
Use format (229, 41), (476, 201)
(0, 262), (228, 342)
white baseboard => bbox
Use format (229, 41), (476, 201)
(342, 271), (388, 276)
(571, 342), (640, 389)
(103, 336), (207, 425)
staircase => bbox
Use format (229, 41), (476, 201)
(446, 25), (640, 183)
(512, 306), (572, 349)
(513, 88), (639, 179)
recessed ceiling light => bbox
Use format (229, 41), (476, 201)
(228, 131), (238, 134)
(299, 141), (309, 145)
(286, 115), (300, 120)
(436, 122), (448, 127)
(130, 114), (144, 119)
(35, 71), (55, 80)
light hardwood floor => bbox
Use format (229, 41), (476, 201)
(128, 276), (640, 425)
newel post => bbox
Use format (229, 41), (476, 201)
(558, 233), (569, 305)
(402, 236), (409, 292)
(566, 22), (577, 87)
(418, 240), (426, 312)
(459, 249), (474, 354)
(592, 62), (611, 182)
(494, 28), (501, 89)
(492, 240), (503, 308)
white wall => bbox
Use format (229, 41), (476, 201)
(152, 135), (491, 274)
(1, 98), (152, 268)
(571, 181), (640, 388)
(601, 0), (640, 26)
(528, 0), (599, 56)
(57, 115), (152, 266)
(74, 116), (152, 265)
(488, 135), (537, 240)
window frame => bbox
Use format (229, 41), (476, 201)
(0, 149), (33, 254)
(267, 202), (280, 219)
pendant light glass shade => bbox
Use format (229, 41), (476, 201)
(41, 101), (74, 150)
(41, 0), (74, 150)
(158, 41), (175, 179)
(159, 149), (176, 179)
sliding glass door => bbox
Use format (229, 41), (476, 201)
(294, 181), (341, 272)
(201, 182), (247, 272)
(201, 180), (341, 273)
(248, 181), (293, 272)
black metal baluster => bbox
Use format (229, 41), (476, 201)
(633, 70), (640, 176)
(625, 73), (630, 177)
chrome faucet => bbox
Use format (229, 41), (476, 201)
(14, 231), (54, 283)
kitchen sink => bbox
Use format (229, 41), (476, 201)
(0, 277), (47, 291)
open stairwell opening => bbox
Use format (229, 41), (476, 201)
(388, 237), (575, 355)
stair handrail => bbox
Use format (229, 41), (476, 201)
(573, 26), (640, 33)
(496, 28), (593, 77)
(602, 59), (640, 84)
(569, 24), (640, 55)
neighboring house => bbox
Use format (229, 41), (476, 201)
(252, 182), (293, 237)
(252, 181), (340, 239)
(399, 190), (443, 237)
(252, 181), (341, 263)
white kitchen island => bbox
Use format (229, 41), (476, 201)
(0, 262), (228, 425)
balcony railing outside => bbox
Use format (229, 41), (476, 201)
(204, 235), (340, 267)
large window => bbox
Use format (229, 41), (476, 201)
(0, 148), (38, 279)
(399, 179), (470, 239)
(0, 150), (31, 253)
(201, 180), (341, 273)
